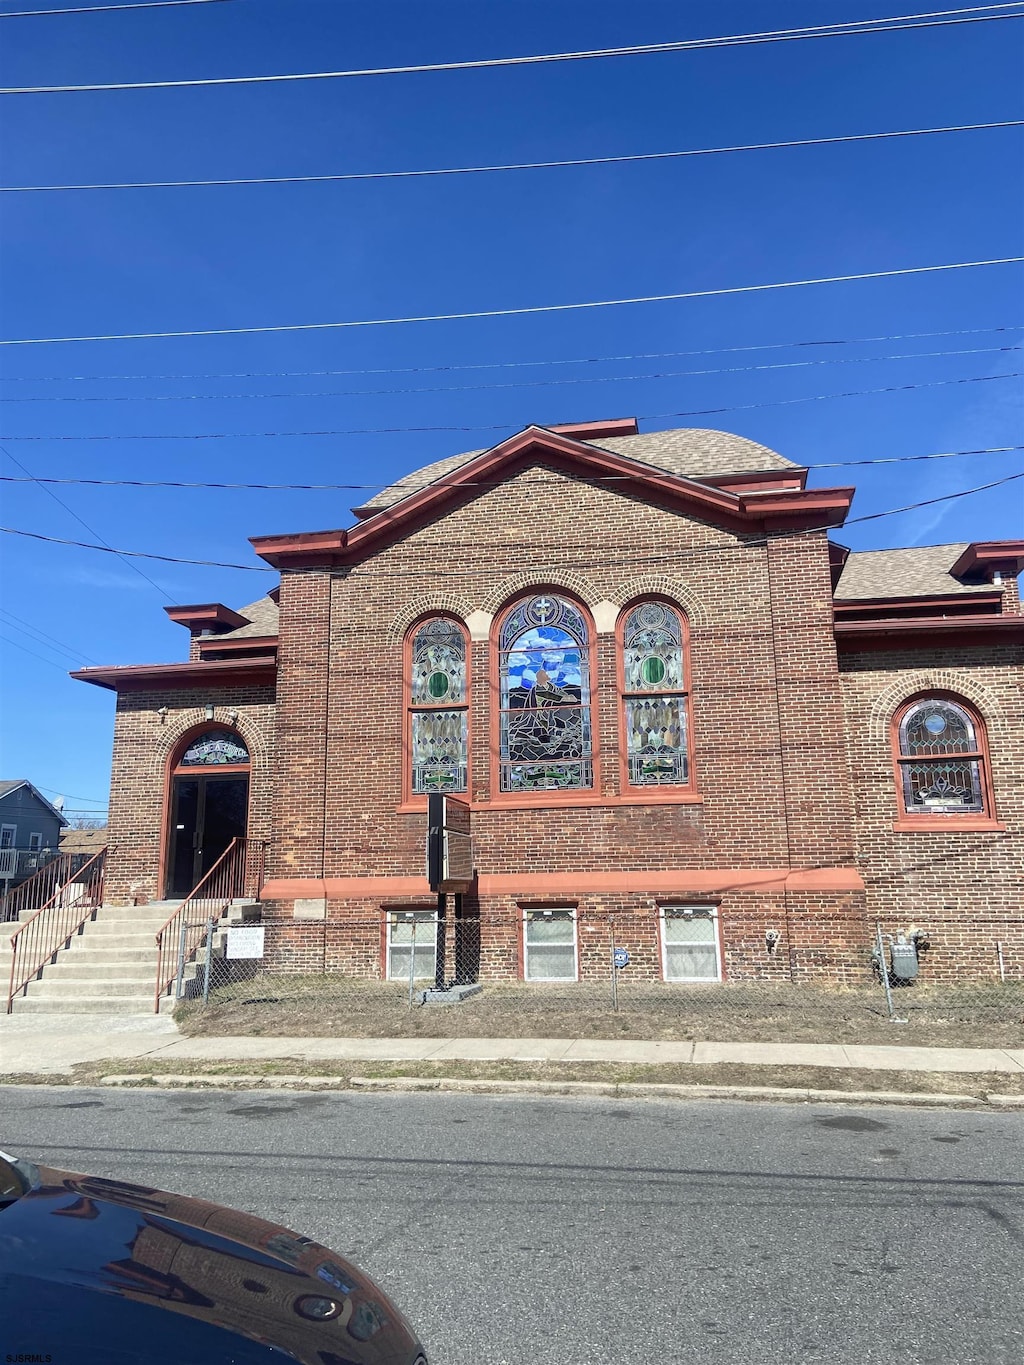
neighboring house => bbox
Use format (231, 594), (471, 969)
(58, 827), (109, 858)
(0, 780), (68, 891)
(71, 419), (1024, 985)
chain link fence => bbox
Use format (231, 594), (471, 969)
(167, 907), (1024, 1047)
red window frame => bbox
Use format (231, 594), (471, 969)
(403, 614), (471, 807)
(890, 692), (999, 831)
(616, 597), (698, 799)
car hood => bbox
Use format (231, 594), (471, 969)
(0, 1161), (424, 1365)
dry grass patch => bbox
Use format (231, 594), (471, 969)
(174, 975), (1024, 1049)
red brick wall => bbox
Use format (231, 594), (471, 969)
(839, 647), (1023, 981)
(104, 686), (276, 904)
(260, 465), (867, 982)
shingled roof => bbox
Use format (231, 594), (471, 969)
(214, 594), (280, 640)
(834, 544), (995, 600)
(354, 425), (797, 516)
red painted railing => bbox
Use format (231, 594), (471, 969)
(6, 847), (108, 1014)
(153, 837), (265, 1013)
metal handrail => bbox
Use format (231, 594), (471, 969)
(6, 846), (108, 1013)
(1, 848), (79, 923)
(153, 837), (265, 1012)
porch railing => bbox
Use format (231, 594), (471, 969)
(153, 837), (265, 1013)
(1, 848), (86, 923)
(6, 847), (108, 1013)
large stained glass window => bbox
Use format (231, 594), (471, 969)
(499, 594), (593, 793)
(179, 729), (249, 767)
(621, 601), (690, 786)
(895, 697), (989, 816)
(409, 617), (468, 795)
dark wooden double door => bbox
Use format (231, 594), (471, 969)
(166, 774), (249, 898)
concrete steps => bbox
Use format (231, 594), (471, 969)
(7, 900), (259, 1015)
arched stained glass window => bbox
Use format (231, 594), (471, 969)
(621, 601), (691, 787)
(498, 594), (593, 793)
(408, 618), (468, 795)
(179, 729), (249, 767)
(895, 697), (989, 816)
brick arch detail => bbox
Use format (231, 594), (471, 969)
(867, 671), (1006, 745)
(608, 574), (709, 628)
(479, 570), (603, 615)
(157, 708), (272, 772)
(386, 593), (477, 645)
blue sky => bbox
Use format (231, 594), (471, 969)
(0, 0), (1022, 818)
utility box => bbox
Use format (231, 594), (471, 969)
(890, 939), (919, 981)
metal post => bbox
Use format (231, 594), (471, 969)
(610, 922), (618, 1012)
(876, 922), (906, 1023)
(175, 918), (189, 1000)
(408, 917), (417, 1010)
(434, 892), (446, 991)
(996, 940), (1006, 983)
(202, 918), (214, 1005)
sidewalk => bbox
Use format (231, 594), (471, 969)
(1, 1014), (1022, 1077)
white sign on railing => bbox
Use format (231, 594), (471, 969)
(226, 926), (265, 960)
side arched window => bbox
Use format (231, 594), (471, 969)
(620, 600), (693, 787)
(894, 696), (992, 818)
(498, 593), (593, 793)
(407, 617), (469, 796)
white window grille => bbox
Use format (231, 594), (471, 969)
(660, 906), (721, 982)
(386, 911), (437, 981)
(523, 908), (578, 981)
(0, 826), (15, 850)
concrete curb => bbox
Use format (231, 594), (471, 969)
(89, 1072), (1009, 1108)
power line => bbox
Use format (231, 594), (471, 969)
(0, 443), (174, 599)
(1, 370), (1017, 438)
(3, 5), (1021, 95)
(0, 631), (82, 673)
(3, 256), (1022, 347)
(32, 781), (108, 801)
(5, 118), (1021, 193)
(2, 324), (1019, 384)
(0, 0), (232, 16)
(3, 469), (1022, 574)
(0, 606), (101, 665)
(0, 445), (1020, 493)
(3, 344), (1018, 403)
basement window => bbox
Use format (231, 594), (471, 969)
(523, 908), (578, 981)
(386, 910), (437, 982)
(660, 906), (721, 982)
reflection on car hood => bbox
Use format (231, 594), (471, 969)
(0, 1163), (423, 1365)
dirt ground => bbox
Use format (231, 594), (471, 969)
(174, 976), (1024, 1048)
(3, 1057), (1023, 1099)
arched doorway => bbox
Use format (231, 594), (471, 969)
(165, 728), (250, 898)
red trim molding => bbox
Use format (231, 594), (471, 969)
(834, 615), (1024, 651)
(164, 603), (249, 632)
(71, 656), (277, 691)
(196, 635), (279, 657)
(951, 540), (1024, 579)
(261, 867), (865, 900)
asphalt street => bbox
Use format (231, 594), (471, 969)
(2, 1086), (1022, 1365)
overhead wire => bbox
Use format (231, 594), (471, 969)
(0, 0), (232, 16)
(3, 469), (1022, 574)
(0, 445), (1021, 493)
(4, 257), (1021, 347)
(0, 606), (101, 664)
(0, 442), (174, 599)
(1, 370), (1018, 439)
(2, 324), (1020, 384)
(3, 5), (1022, 95)
(4, 119), (1021, 193)
(3, 344), (1019, 403)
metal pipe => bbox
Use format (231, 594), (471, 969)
(175, 917), (188, 1000)
(996, 940), (1006, 983)
(610, 922), (618, 1012)
(408, 917), (417, 1010)
(202, 917), (214, 1004)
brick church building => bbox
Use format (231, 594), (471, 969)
(74, 419), (1024, 988)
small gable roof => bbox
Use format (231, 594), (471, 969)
(834, 544), (997, 600)
(0, 780), (70, 825)
(214, 595), (280, 641)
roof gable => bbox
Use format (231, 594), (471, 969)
(253, 426), (852, 569)
(0, 780), (69, 825)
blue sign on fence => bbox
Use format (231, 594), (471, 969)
(613, 948), (630, 969)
